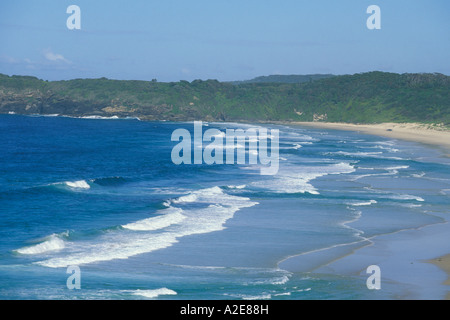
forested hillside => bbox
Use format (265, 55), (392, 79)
(0, 72), (448, 124)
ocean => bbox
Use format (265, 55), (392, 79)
(0, 114), (449, 300)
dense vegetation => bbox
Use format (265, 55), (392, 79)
(0, 71), (448, 124)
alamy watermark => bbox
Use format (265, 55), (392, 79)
(66, 265), (81, 290)
(171, 121), (279, 175)
(366, 265), (381, 290)
(66, 4), (380, 31)
(66, 5), (81, 30)
(367, 5), (381, 30)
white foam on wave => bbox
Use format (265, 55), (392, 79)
(36, 231), (181, 267)
(227, 185), (246, 189)
(283, 130), (317, 141)
(172, 193), (198, 203)
(390, 194), (425, 202)
(253, 274), (291, 285)
(325, 151), (403, 160)
(122, 208), (186, 231)
(370, 140), (397, 146)
(398, 203), (423, 208)
(269, 173), (322, 195)
(65, 180), (90, 189)
(384, 166), (409, 171)
(350, 165), (409, 181)
(412, 172), (426, 178)
(329, 151), (382, 157)
(362, 187), (426, 203)
(361, 144), (400, 153)
(252, 162), (355, 195)
(239, 294), (272, 300)
(16, 234), (66, 255)
(347, 200), (377, 206)
(80, 115), (120, 120)
(131, 288), (177, 299)
(36, 186), (258, 268)
(274, 292), (291, 296)
(349, 172), (391, 181)
(175, 186), (239, 204)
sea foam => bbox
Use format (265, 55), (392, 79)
(390, 194), (425, 202)
(131, 288), (177, 299)
(36, 186), (258, 268)
(16, 234), (65, 255)
(252, 162), (355, 195)
(122, 208), (186, 231)
(65, 180), (90, 189)
(347, 200), (378, 206)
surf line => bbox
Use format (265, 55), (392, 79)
(171, 121), (279, 175)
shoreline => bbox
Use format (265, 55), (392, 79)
(279, 222), (450, 300)
(289, 122), (450, 155)
(429, 254), (450, 300)
(283, 121), (450, 300)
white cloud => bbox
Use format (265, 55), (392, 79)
(43, 49), (71, 64)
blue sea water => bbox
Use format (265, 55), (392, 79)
(0, 114), (449, 300)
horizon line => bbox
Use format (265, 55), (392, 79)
(1, 70), (449, 84)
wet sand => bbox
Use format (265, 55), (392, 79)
(281, 121), (450, 300)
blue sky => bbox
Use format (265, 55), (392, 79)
(0, 0), (449, 81)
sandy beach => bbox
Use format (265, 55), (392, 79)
(292, 122), (450, 156)
(287, 121), (450, 300)
(429, 254), (450, 300)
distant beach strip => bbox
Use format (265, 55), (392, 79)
(293, 122), (450, 156)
